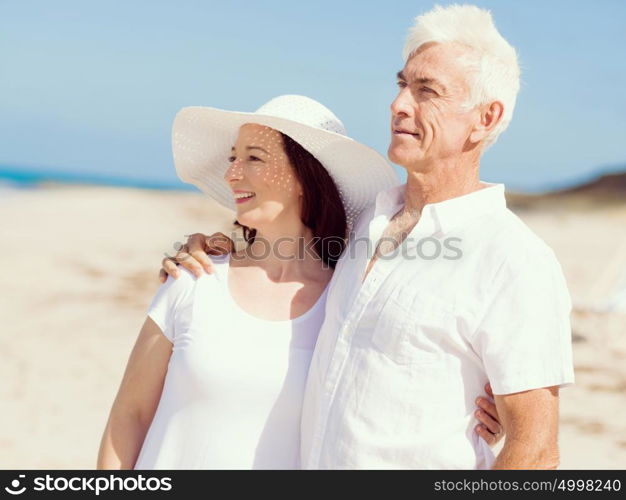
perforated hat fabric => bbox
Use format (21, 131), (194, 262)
(172, 95), (399, 229)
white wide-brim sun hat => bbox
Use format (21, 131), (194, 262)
(172, 94), (399, 229)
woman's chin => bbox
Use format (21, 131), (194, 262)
(236, 213), (253, 227)
(236, 210), (262, 229)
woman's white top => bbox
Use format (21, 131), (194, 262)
(134, 255), (328, 469)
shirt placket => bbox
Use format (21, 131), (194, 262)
(307, 207), (442, 468)
(307, 250), (401, 468)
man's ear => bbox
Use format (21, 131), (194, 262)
(469, 100), (504, 144)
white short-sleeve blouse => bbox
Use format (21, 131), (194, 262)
(134, 255), (327, 469)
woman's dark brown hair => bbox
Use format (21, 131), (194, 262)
(235, 132), (347, 268)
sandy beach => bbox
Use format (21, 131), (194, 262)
(0, 183), (624, 469)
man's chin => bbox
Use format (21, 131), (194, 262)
(387, 147), (418, 169)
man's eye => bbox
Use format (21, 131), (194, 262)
(421, 86), (436, 94)
(396, 81), (407, 88)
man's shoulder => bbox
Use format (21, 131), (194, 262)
(479, 207), (563, 276)
(500, 208), (555, 252)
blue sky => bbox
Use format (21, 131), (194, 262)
(1, 0), (625, 191)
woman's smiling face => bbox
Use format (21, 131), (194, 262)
(224, 123), (303, 231)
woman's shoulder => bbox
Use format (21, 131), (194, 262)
(169, 254), (229, 284)
(154, 261), (225, 309)
(158, 265), (198, 298)
(209, 253), (230, 267)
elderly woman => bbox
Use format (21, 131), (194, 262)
(97, 95), (503, 469)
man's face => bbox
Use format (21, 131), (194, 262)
(388, 42), (480, 171)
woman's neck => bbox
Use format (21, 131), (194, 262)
(236, 224), (326, 282)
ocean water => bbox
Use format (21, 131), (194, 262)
(1, 163), (624, 197)
(0, 166), (196, 192)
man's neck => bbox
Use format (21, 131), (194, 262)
(403, 158), (482, 216)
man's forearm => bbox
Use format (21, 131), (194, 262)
(493, 437), (559, 469)
(492, 387), (561, 469)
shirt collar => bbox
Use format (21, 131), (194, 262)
(372, 183), (405, 218)
(372, 181), (507, 236)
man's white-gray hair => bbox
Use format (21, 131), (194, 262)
(403, 4), (520, 148)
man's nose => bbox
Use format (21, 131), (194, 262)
(390, 88), (414, 118)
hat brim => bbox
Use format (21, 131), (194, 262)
(172, 106), (399, 228)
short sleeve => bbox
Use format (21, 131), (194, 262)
(471, 249), (575, 395)
(146, 266), (195, 343)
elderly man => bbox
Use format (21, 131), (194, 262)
(160, 5), (574, 469)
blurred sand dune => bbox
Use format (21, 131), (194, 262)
(0, 182), (624, 469)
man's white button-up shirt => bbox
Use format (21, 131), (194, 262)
(301, 182), (575, 469)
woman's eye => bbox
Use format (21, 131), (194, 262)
(248, 156), (262, 162)
(227, 156), (236, 162)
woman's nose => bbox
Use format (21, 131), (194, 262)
(224, 161), (244, 183)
